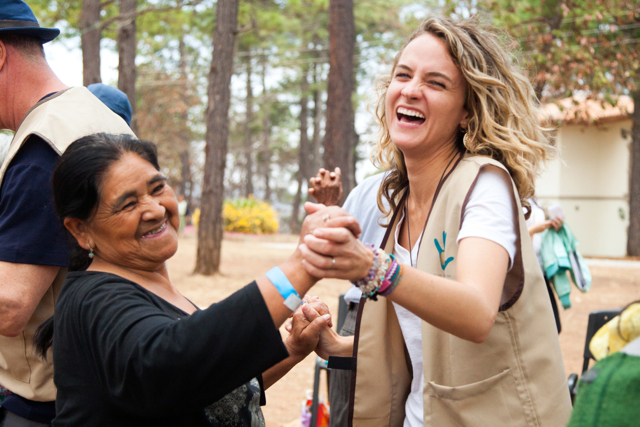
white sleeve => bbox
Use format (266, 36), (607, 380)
(456, 167), (517, 270)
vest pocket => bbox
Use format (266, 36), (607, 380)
(0, 333), (31, 383)
(426, 368), (527, 427)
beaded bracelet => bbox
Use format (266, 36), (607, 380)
(351, 247), (403, 301)
(380, 262), (403, 297)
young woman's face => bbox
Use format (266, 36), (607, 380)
(86, 153), (180, 271)
(385, 33), (469, 157)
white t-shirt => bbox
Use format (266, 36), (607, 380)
(343, 167), (518, 427)
(525, 199), (546, 267)
(342, 167), (517, 302)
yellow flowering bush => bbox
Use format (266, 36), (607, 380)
(223, 197), (279, 234)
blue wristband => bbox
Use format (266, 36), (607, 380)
(266, 266), (302, 311)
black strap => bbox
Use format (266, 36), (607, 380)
(328, 356), (357, 371)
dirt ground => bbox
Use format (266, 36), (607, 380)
(168, 233), (640, 427)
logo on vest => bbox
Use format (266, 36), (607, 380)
(434, 231), (454, 271)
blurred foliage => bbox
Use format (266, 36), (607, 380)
(223, 196), (279, 234)
(28, 0), (639, 221)
(445, 0), (639, 102)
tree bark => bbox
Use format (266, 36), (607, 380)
(311, 56), (323, 175)
(323, 0), (356, 201)
(244, 54), (254, 197)
(80, 0), (102, 85)
(627, 89), (640, 255)
(195, 0), (238, 275)
(290, 66), (310, 233)
(179, 150), (192, 200)
(117, 0), (137, 132)
(259, 54), (271, 201)
(178, 36), (192, 206)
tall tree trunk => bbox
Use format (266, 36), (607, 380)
(311, 57), (323, 175)
(324, 0), (356, 201)
(179, 150), (192, 200)
(195, 0), (238, 275)
(80, 0), (102, 85)
(259, 54), (271, 201)
(117, 0), (137, 132)
(178, 36), (192, 206)
(627, 89), (640, 255)
(244, 54), (254, 197)
(290, 66), (310, 233)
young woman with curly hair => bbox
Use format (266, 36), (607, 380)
(297, 16), (572, 427)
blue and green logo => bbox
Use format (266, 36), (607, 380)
(434, 231), (454, 271)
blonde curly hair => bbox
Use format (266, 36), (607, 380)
(371, 16), (555, 219)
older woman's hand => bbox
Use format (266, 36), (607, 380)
(298, 227), (373, 281)
(286, 296), (353, 360)
(308, 167), (343, 207)
(285, 295), (333, 330)
(284, 304), (331, 361)
(300, 202), (361, 241)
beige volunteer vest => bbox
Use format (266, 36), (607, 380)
(350, 154), (572, 427)
(0, 87), (134, 401)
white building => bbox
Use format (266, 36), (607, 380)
(538, 96), (634, 257)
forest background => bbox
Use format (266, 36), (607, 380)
(4, 0), (639, 274)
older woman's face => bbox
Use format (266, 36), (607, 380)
(385, 33), (469, 157)
(87, 153), (179, 270)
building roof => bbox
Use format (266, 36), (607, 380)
(543, 95), (634, 125)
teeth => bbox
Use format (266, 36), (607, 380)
(397, 107), (425, 119)
(145, 222), (167, 237)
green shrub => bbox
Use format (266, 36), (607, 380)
(223, 197), (279, 234)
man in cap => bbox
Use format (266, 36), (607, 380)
(87, 83), (133, 126)
(0, 1), (134, 425)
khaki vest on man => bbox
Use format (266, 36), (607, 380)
(0, 87), (135, 401)
(350, 154), (572, 427)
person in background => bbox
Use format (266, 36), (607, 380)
(87, 83), (133, 126)
(0, 1), (134, 425)
(526, 198), (563, 332)
(300, 16), (571, 426)
(35, 133), (363, 426)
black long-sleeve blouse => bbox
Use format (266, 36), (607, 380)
(52, 271), (288, 426)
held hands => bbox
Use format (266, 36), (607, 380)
(285, 296), (352, 360)
(298, 226), (372, 281)
(299, 202), (361, 243)
(308, 167), (343, 207)
(283, 300), (332, 362)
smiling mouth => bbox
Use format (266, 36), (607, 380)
(142, 221), (167, 238)
(397, 107), (425, 125)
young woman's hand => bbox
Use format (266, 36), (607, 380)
(300, 203), (361, 241)
(298, 227), (373, 281)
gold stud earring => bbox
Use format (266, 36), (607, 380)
(87, 243), (95, 259)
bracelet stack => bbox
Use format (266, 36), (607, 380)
(351, 245), (403, 301)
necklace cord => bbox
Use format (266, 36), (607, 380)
(405, 150), (462, 267)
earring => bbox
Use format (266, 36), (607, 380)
(463, 131), (470, 146)
(87, 243), (95, 259)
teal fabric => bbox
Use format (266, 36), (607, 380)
(540, 223), (591, 309)
(567, 351), (640, 427)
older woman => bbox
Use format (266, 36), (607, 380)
(299, 17), (572, 426)
(34, 133), (361, 426)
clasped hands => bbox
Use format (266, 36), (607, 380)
(298, 202), (372, 282)
(284, 202), (370, 361)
